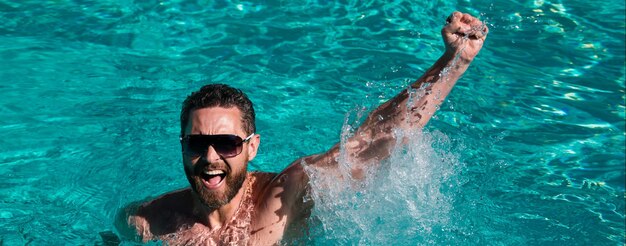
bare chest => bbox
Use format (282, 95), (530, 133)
(154, 222), (252, 246)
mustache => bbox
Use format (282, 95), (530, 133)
(192, 158), (232, 174)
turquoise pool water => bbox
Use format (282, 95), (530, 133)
(1, 0), (624, 244)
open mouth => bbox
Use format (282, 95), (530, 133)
(200, 169), (227, 189)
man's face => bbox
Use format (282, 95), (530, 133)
(182, 107), (259, 209)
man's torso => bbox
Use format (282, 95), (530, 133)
(129, 168), (311, 245)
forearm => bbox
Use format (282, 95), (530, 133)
(303, 53), (471, 173)
(349, 52), (470, 158)
(398, 51), (471, 128)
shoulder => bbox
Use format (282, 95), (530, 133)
(251, 163), (310, 207)
(249, 163), (312, 243)
(119, 189), (194, 241)
(247, 162), (309, 224)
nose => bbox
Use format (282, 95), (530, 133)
(203, 145), (222, 162)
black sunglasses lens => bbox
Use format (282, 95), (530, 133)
(212, 135), (243, 157)
(184, 137), (208, 157)
(183, 135), (244, 158)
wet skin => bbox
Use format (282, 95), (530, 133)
(119, 11), (488, 245)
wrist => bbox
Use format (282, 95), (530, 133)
(437, 51), (472, 71)
(442, 50), (473, 64)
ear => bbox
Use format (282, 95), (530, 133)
(246, 134), (261, 161)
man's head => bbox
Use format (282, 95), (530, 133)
(180, 84), (256, 137)
(180, 84), (259, 209)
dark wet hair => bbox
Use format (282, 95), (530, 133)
(180, 84), (256, 136)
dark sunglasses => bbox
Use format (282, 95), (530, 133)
(180, 133), (254, 158)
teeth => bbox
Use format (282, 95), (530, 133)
(204, 170), (225, 176)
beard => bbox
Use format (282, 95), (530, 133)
(184, 161), (247, 209)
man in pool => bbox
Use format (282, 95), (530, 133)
(117, 11), (488, 245)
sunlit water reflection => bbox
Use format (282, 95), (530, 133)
(0, 0), (623, 244)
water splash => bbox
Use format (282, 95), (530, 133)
(303, 113), (465, 244)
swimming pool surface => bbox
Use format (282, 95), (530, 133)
(1, 0), (624, 244)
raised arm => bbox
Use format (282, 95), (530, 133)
(302, 12), (488, 174)
(259, 12), (488, 240)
